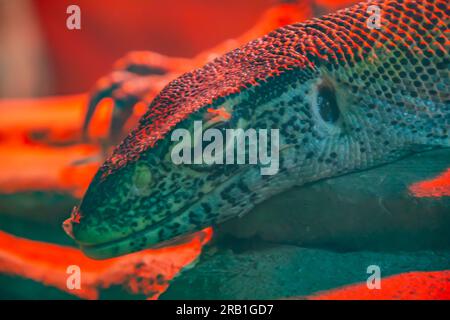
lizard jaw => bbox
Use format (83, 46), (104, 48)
(72, 184), (220, 259)
(78, 213), (177, 259)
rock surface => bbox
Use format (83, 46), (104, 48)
(162, 245), (450, 299)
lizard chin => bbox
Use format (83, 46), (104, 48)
(78, 214), (190, 259)
(74, 192), (218, 259)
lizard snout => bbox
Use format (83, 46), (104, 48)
(62, 206), (83, 240)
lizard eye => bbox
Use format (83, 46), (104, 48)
(133, 163), (153, 191)
(316, 81), (340, 124)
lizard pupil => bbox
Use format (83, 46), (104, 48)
(317, 84), (340, 124)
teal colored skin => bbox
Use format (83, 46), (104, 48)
(217, 148), (450, 251)
(66, 0), (449, 259)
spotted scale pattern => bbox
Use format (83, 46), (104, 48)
(69, 0), (449, 259)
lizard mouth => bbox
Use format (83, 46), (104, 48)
(71, 166), (251, 259)
(78, 215), (173, 259)
(76, 197), (202, 259)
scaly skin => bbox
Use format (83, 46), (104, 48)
(65, 0), (449, 259)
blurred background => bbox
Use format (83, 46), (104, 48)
(0, 0), (288, 98)
(0, 0), (357, 98)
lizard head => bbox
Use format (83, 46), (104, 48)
(65, 0), (449, 259)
